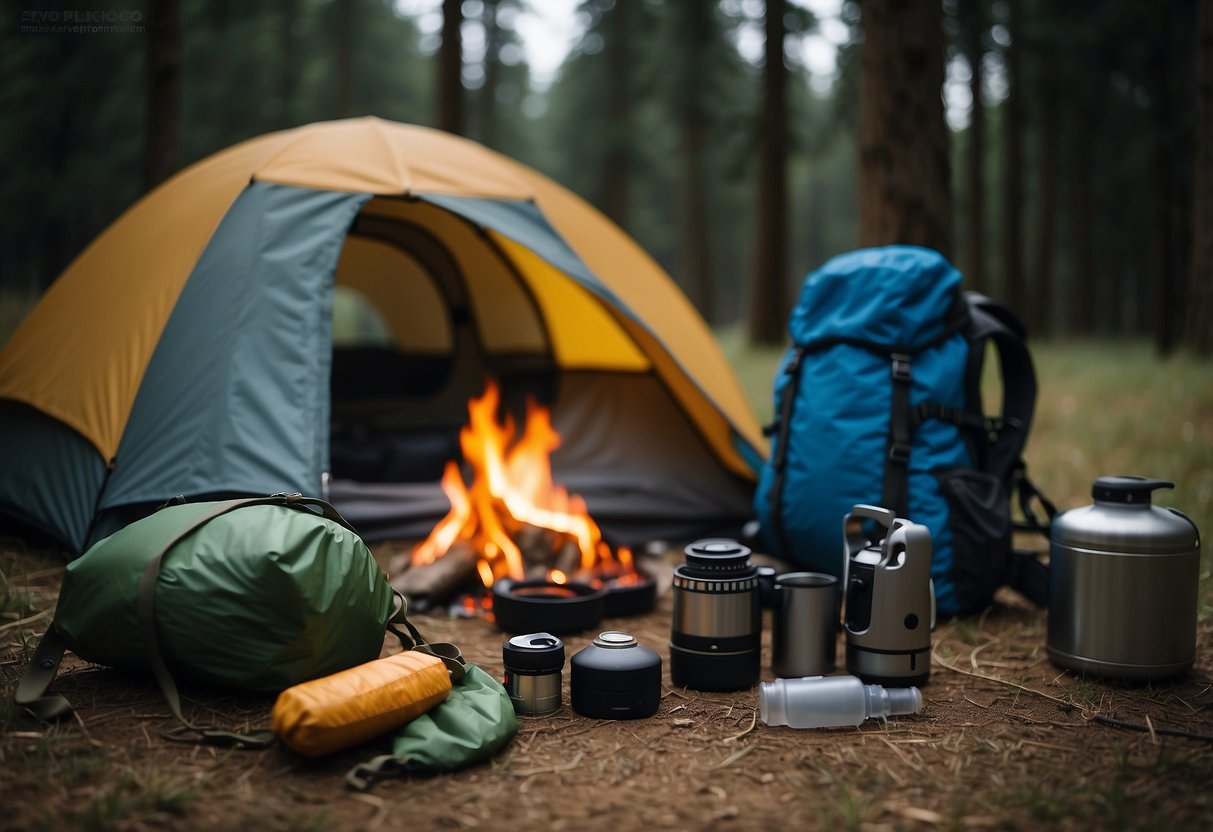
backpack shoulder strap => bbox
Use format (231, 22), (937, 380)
(964, 293), (1037, 487)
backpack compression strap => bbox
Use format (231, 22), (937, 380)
(962, 294), (1037, 488)
(15, 493), (352, 747)
(766, 346), (808, 556)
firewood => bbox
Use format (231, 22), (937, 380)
(553, 539), (581, 575)
(392, 541), (478, 601)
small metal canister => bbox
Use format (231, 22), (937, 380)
(1048, 476), (1201, 681)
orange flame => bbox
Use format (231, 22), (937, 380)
(412, 380), (639, 589)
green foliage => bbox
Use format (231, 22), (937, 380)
(0, 0), (1203, 345)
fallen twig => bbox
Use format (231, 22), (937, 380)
(712, 743), (757, 770)
(722, 709), (757, 743)
(0, 608), (52, 634)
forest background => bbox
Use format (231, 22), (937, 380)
(2, 0), (1211, 355)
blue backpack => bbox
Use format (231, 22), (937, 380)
(753, 246), (1052, 616)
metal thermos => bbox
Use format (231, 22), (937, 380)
(1048, 476), (1201, 681)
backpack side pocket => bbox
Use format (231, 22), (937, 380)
(937, 468), (1011, 614)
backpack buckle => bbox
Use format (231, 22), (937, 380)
(890, 354), (912, 382)
(888, 442), (911, 464)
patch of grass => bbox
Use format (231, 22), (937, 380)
(821, 783), (880, 831)
(75, 768), (199, 831)
(994, 777), (1079, 824)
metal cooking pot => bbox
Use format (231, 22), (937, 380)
(1047, 476), (1201, 681)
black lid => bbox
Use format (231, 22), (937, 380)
(680, 539), (756, 579)
(502, 633), (565, 674)
(1092, 476), (1175, 505)
(570, 631), (662, 691)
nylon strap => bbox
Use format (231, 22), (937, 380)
(386, 591), (467, 684)
(880, 353), (913, 519)
(963, 295), (1038, 487)
(13, 624), (72, 720)
(346, 754), (422, 791)
(767, 346), (807, 557)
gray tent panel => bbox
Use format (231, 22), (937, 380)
(0, 403), (107, 550)
(99, 183), (370, 512)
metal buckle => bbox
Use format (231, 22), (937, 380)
(890, 354), (912, 382)
(888, 442), (911, 464)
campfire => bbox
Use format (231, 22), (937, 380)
(403, 380), (646, 614)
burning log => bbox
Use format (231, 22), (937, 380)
(392, 541), (479, 608)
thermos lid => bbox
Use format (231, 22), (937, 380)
(1092, 476), (1174, 504)
(570, 631), (662, 692)
(1052, 476), (1199, 555)
(503, 633), (565, 674)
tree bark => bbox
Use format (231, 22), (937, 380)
(1001, 1), (1024, 315)
(277, 0), (301, 127)
(1029, 40), (1060, 336)
(1068, 106), (1096, 336)
(1189, 0), (1213, 354)
(962, 0), (985, 293)
(438, 0), (464, 134)
(479, 0), (501, 147)
(748, 0), (790, 344)
(680, 112), (713, 322)
(144, 0), (182, 191)
(856, 0), (951, 257)
(601, 1), (631, 228)
(335, 0), (355, 117)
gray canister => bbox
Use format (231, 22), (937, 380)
(1048, 476), (1201, 681)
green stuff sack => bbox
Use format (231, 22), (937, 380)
(17, 494), (394, 745)
(346, 664), (519, 790)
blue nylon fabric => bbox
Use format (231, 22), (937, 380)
(99, 183), (370, 514)
(754, 246), (969, 614)
(789, 246), (962, 348)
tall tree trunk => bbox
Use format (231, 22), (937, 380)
(601, 1), (631, 228)
(144, 0), (182, 191)
(1001, 1), (1024, 314)
(478, 0), (500, 147)
(1152, 64), (1181, 354)
(962, 0), (985, 292)
(681, 114), (713, 322)
(857, 0), (951, 256)
(335, 0), (355, 117)
(277, 0), (301, 127)
(748, 0), (790, 344)
(1029, 44), (1060, 336)
(1189, 0), (1213, 354)
(438, 0), (464, 134)
(1068, 108), (1097, 336)
(1150, 1), (1196, 354)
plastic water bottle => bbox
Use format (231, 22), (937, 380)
(759, 675), (922, 729)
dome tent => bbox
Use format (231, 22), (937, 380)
(0, 118), (765, 552)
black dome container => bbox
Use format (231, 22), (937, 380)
(570, 631), (662, 720)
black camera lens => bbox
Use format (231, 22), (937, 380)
(668, 539), (762, 692)
(502, 633), (565, 716)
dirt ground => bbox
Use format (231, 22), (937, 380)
(2, 538), (1211, 832)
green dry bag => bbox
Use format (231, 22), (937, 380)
(16, 493), (394, 745)
(345, 664), (519, 791)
